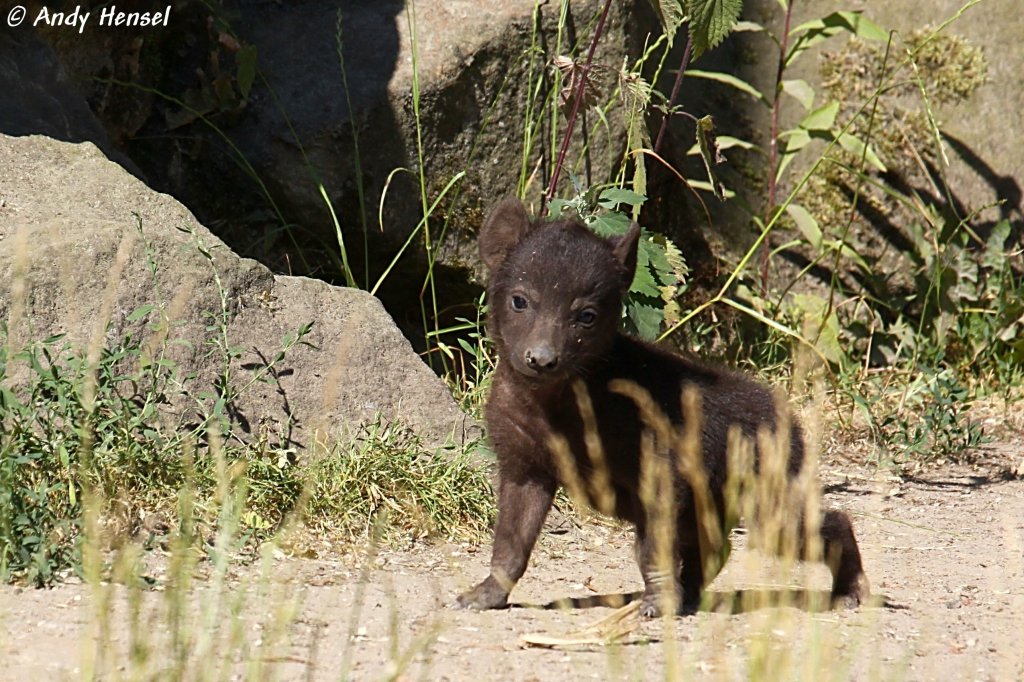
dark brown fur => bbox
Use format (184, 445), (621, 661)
(456, 197), (869, 617)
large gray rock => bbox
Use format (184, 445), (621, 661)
(747, 0), (1021, 233)
(180, 0), (654, 260)
(0, 133), (478, 451)
(18, 1), (658, 339)
(0, 26), (139, 175)
(824, 0), (1017, 228)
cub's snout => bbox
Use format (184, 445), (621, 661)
(523, 344), (558, 373)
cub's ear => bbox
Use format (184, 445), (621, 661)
(479, 197), (533, 273)
(609, 222), (641, 291)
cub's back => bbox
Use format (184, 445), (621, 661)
(580, 335), (806, 486)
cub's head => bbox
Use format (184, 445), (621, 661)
(479, 197), (640, 385)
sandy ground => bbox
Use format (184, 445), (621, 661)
(2, 440), (1022, 681)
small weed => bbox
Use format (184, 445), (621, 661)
(0, 320), (494, 586)
(877, 370), (987, 469)
(428, 292), (497, 417)
(306, 418), (494, 544)
(0, 328), (182, 585)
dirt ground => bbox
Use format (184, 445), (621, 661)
(2, 436), (1022, 681)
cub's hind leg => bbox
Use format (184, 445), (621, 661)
(770, 507), (869, 609)
(818, 509), (870, 608)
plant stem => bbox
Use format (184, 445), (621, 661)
(654, 26), (693, 155)
(335, 10), (370, 288)
(762, 0), (795, 292)
(543, 0), (614, 213)
(821, 32), (894, 367)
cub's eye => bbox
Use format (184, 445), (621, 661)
(511, 295), (528, 311)
(577, 308), (597, 326)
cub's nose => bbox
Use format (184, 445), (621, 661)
(524, 345), (558, 372)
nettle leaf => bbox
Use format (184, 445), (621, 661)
(660, 236), (689, 281)
(619, 67), (653, 220)
(553, 55), (603, 116)
(589, 211), (632, 238)
(547, 198), (575, 218)
(619, 68), (654, 113)
(631, 243), (663, 298)
(781, 79), (815, 110)
(646, 241), (673, 285)
(654, 0), (687, 46)
(661, 296), (683, 327)
(786, 203), (822, 249)
(696, 115), (726, 201)
(687, 0), (744, 58)
(626, 299), (664, 341)
(631, 152), (648, 220)
(598, 188), (647, 210)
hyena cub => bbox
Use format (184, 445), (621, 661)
(456, 197), (869, 617)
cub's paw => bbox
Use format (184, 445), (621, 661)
(639, 592), (688, 619)
(638, 594), (662, 619)
(638, 583), (703, 618)
(831, 573), (871, 610)
(454, 579), (509, 611)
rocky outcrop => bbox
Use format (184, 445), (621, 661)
(9, 1), (659, 343)
(0, 133), (478, 451)
(787, 0), (1021, 233)
(0, 26), (137, 174)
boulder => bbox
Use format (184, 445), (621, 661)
(0, 25), (138, 174)
(0, 133), (479, 451)
(17, 1), (659, 342)
(739, 0), (1021, 235)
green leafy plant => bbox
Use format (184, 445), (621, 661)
(653, 0), (745, 59)
(628, 2), (1018, 469)
(549, 184), (689, 340)
(878, 370), (987, 468)
(0, 327), (179, 585)
(0, 219), (493, 586)
(0, 318), (494, 586)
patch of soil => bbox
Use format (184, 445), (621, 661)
(2, 442), (1022, 680)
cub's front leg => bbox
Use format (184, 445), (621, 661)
(456, 470), (557, 609)
(634, 518), (684, 618)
